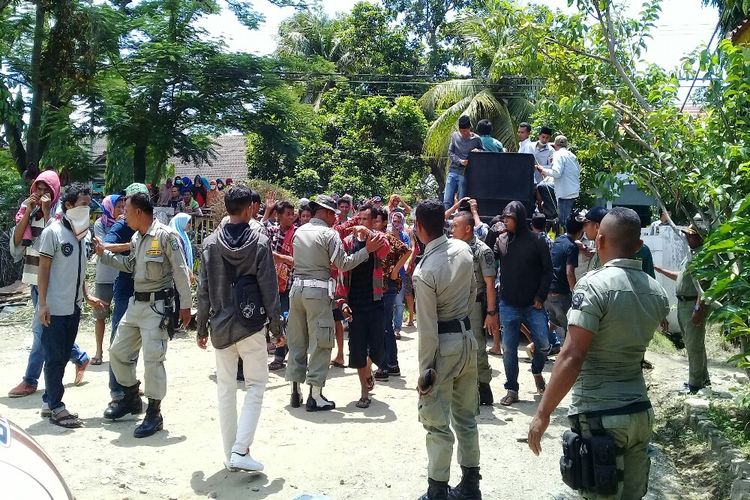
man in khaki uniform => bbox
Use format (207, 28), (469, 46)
(528, 207), (669, 500)
(655, 223), (710, 393)
(450, 211), (499, 406)
(413, 200), (480, 500)
(94, 191), (191, 438)
(286, 195), (384, 411)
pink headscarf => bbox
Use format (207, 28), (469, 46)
(15, 170), (62, 245)
(98, 194), (121, 228)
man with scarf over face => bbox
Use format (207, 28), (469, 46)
(36, 183), (106, 428)
(8, 171), (91, 399)
(493, 201), (553, 406)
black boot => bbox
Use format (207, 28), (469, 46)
(290, 382), (302, 408)
(103, 382), (143, 420)
(478, 382), (493, 406)
(418, 478), (449, 500)
(448, 466), (482, 500)
(134, 399), (163, 438)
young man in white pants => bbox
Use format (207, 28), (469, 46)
(196, 186), (282, 472)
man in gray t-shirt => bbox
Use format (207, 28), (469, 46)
(443, 115), (483, 210)
(37, 183), (105, 429)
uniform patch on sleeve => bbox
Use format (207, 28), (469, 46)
(483, 251), (494, 267)
(61, 242), (73, 257)
(572, 292), (585, 310)
(170, 236), (180, 252)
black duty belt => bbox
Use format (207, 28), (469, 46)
(134, 290), (172, 302)
(677, 295), (698, 302)
(438, 317), (470, 334)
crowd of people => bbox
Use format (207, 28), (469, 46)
(5, 116), (712, 500)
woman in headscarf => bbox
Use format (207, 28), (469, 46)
(388, 210), (411, 339)
(192, 175), (207, 207)
(225, 178), (233, 187)
(92, 194), (124, 365)
(215, 178), (225, 191)
(169, 212), (195, 332)
(206, 178), (219, 207)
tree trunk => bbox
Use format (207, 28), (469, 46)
(133, 139), (147, 183)
(26, 2), (47, 172)
(429, 158), (446, 194)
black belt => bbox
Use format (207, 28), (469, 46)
(437, 317), (470, 334)
(134, 290), (172, 302)
(677, 295), (698, 302)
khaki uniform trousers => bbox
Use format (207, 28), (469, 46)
(418, 327), (480, 482)
(468, 300), (491, 384)
(109, 298), (168, 400)
(573, 409), (654, 500)
(285, 285), (335, 387)
(677, 300), (710, 388)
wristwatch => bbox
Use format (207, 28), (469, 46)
(486, 310), (498, 317)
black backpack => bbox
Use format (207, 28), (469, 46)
(223, 258), (267, 332)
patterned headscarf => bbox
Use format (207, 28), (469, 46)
(99, 194), (122, 228)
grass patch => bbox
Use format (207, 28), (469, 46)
(648, 329), (679, 354)
(706, 402), (750, 457)
(651, 392), (734, 498)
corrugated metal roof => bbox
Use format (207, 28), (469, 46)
(172, 135), (248, 181)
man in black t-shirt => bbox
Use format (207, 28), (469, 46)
(545, 215), (585, 351)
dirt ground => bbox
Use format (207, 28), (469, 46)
(0, 304), (745, 500)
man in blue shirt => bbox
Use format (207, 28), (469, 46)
(545, 215), (585, 352)
(476, 119), (505, 152)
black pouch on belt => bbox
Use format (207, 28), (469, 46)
(560, 426), (596, 491)
(587, 415), (619, 495)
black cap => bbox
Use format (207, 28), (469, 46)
(584, 206), (608, 223)
(309, 195), (340, 215)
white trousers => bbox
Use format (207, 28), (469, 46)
(215, 332), (268, 460)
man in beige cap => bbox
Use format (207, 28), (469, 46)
(285, 195), (385, 411)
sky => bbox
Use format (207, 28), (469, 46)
(198, 0), (720, 72)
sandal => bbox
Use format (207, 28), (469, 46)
(534, 374), (546, 395)
(366, 376), (375, 391)
(330, 360), (346, 368)
(91, 355), (103, 366)
(356, 397), (371, 409)
(268, 360), (285, 371)
(500, 390), (519, 406)
(50, 409), (83, 428)
(487, 349), (502, 356)
(394, 331), (401, 340)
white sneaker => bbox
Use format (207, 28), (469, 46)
(229, 452), (264, 472)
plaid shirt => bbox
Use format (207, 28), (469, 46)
(338, 233), (390, 302)
(266, 222), (295, 292)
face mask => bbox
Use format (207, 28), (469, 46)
(65, 206), (90, 241)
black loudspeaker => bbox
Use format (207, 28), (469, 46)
(465, 152), (536, 219)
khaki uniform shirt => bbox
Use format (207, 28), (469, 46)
(292, 217), (369, 281)
(101, 219), (192, 307)
(567, 258), (669, 415)
(413, 235), (476, 374)
(468, 236), (495, 297)
(675, 256), (698, 298)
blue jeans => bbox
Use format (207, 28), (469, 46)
(443, 170), (467, 210)
(109, 275), (133, 399)
(382, 285), (399, 368)
(499, 300), (551, 391)
(557, 197), (576, 229)
(23, 286), (88, 387)
(393, 283), (405, 332)
(42, 309), (82, 412)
